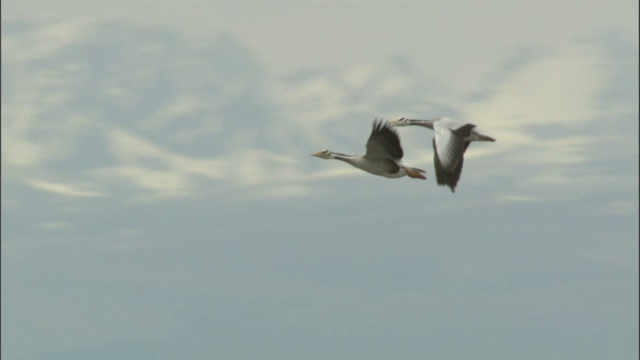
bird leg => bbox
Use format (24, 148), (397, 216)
(402, 167), (426, 180)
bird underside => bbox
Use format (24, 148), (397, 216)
(355, 158), (426, 180)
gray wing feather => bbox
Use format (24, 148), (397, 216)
(365, 119), (404, 160)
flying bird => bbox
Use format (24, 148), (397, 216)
(389, 117), (495, 192)
(312, 119), (426, 180)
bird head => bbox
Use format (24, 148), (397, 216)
(311, 149), (334, 159)
(388, 117), (411, 127)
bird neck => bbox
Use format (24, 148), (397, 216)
(407, 119), (435, 129)
(331, 152), (356, 164)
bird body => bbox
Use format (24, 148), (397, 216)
(312, 119), (426, 180)
(389, 117), (495, 191)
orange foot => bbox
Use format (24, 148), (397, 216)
(403, 167), (426, 180)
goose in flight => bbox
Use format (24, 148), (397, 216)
(389, 117), (495, 192)
(312, 119), (426, 180)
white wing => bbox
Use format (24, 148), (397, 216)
(433, 120), (466, 170)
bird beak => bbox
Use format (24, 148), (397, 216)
(480, 134), (496, 142)
(311, 151), (323, 157)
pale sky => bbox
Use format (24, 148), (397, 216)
(2, 1), (638, 359)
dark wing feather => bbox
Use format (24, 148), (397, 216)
(451, 123), (477, 138)
(365, 119), (404, 160)
(433, 139), (471, 193)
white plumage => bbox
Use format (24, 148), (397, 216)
(390, 117), (495, 192)
(312, 119), (426, 180)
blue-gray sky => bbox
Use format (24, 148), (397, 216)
(2, 1), (638, 359)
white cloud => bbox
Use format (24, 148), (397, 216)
(26, 179), (105, 197)
(460, 44), (609, 129)
(1, 19), (89, 63)
(139, 95), (212, 132)
(2, 18), (636, 205)
(105, 128), (228, 179)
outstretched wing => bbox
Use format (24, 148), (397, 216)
(433, 121), (473, 170)
(365, 119), (404, 160)
(433, 139), (470, 192)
